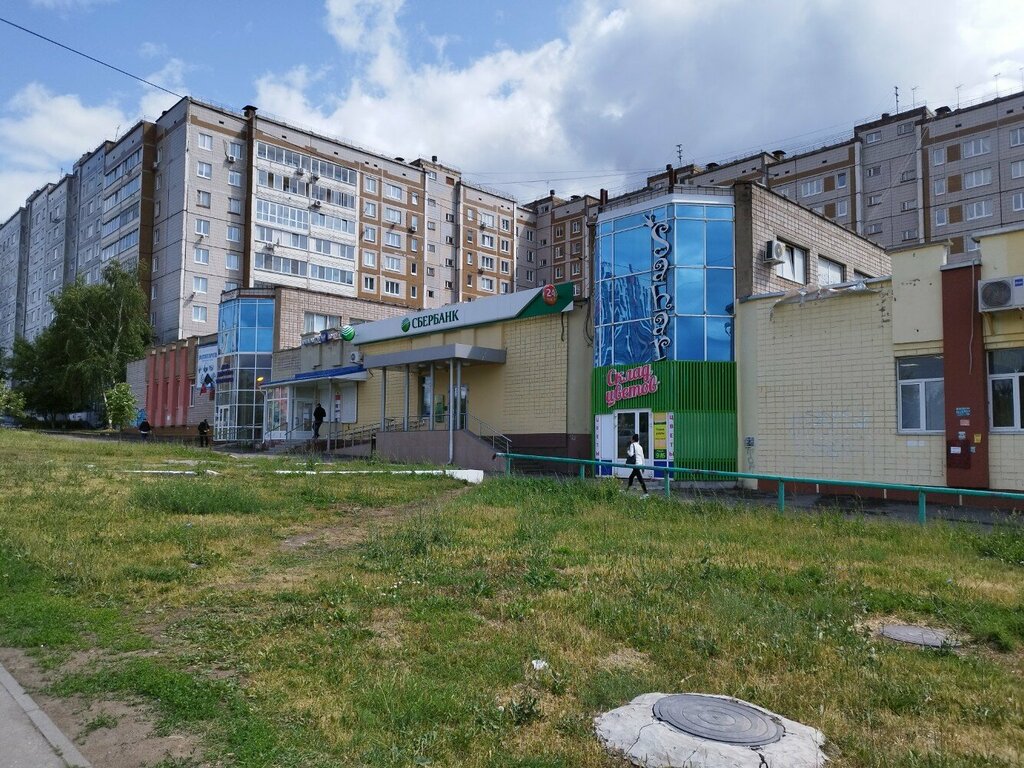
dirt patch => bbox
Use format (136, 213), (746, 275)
(369, 607), (404, 651)
(597, 647), (650, 670)
(0, 647), (207, 768)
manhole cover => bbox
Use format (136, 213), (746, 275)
(652, 694), (784, 747)
(880, 624), (959, 648)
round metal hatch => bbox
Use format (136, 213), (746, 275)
(880, 624), (959, 648)
(652, 694), (784, 747)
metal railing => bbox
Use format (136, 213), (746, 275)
(494, 452), (1024, 524)
(464, 414), (512, 454)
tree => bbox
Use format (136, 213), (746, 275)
(104, 382), (137, 431)
(0, 380), (25, 419)
(11, 332), (78, 424)
(44, 262), (153, 419)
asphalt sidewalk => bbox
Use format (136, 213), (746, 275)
(0, 661), (90, 768)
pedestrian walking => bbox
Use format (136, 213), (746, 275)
(197, 418), (211, 448)
(138, 419), (153, 441)
(312, 403), (326, 439)
(624, 433), (649, 496)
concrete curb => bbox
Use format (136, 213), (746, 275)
(0, 661), (91, 768)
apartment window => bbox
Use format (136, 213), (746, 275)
(197, 161), (212, 179)
(384, 231), (402, 248)
(363, 275), (376, 291)
(1011, 160), (1024, 179)
(364, 201), (377, 217)
(444, 280), (453, 289)
(196, 190), (211, 208)
(410, 261), (417, 275)
(154, 228), (160, 244)
(965, 200), (993, 220)
(480, 276), (495, 292)
(817, 256), (844, 285)
(500, 260), (510, 274)
(363, 225), (377, 243)
(226, 252), (240, 271)
(384, 183), (403, 200)
(228, 198), (242, 215)
(198, 133), (213, 150)
(365, 176), (378, 193)
(480, 233), (494, 248)
(934, 178), (946, 196)
(554, 266), (564, 279)
(228, 142), (243, 161)
(963, 137), (991, 158)
(836, 171), (847, 188)
(901, 229), (918, 241)
(500, 238), (510, 253)
(466, 208), (475, 221)
(932, 147), (944, 166)
(480, 212), (495, 227)
(900, 170), (916, 182)
(466, 231), (474, 243)
(501, 218), (512, 231)
(525, 270), (534, 281)
(1013, 192), (1024, 212)
(898, 356), (944, 432)
(150, 284), (157, 301)
(501, 282), (510, 294)
(410, 238), (419, 252)
(192, 305), (208, 323)
(964, 168), (992, 189)
(227, 225), (241, 242)
(799, 178), (823, 198)
(228, 170), (241, 187)
(384, 255), (402, 272)
(363, 250), (377, 267)
(571, 262), (581, 276)
(384, 207), (402, 224)
(466, 251), (474, 265)
(967, 235), (981, 252)
(836, 199), (848, 217)
(383, 279), (401, 296)
(897, 122), (914, 136)
(775, 242), (807, 283)
(193, 276), (208, 294)
(445, 213), (455, 223)
(154, 201), (161, 218)
(426, 221), (436, 230)
(935, 208), (948, 227)
(865, 130), (881, 144)
(901, 200), (916, 212)
(526, 230), (534, 242)
(194, 247), (209, 264)
(868, 194), (883, 206)
(155, 175), (162, 191)
(481, 255), (495, 269)
(527, 250), (535, 262)
(195, 219), (210, 236)
(990, 349), (1024, 429)
(866, 166), (881, 178)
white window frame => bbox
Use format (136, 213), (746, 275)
(384, 183), (403, 201)
(228, 170), (242, 187)
(363, 275), (376, 291)
(932, 147), (944, 166)
(193, 276), (208, 294)
(197, 133), (213, 150)
(192, 305), (208, 322)
(989, 350), (1024, 431)
(963, 167), (992, 189)
(965, 200), (993, 221)
(226, 225), (241, 243)
(197, 161), (212, 179)
(228, 197), (242, 214)
(226, 252), (241, 271)
(934, 178), (946, 196)
(865, 130), (881, 144)
(836, 199), (848, 218)
(775, 242), (807, 284)
(383, 279), (401, 296)
(962, 137), (991, 158)
(194, 247), (209, 265)
(799, 178), (823, 198)
(836, 171), (847, 189)
(1011, 160), (1024, 180)
(195, 219), (210, 236)
(1013, 192), (1024, 212)
(817, 256), (844, 286)
(897, 356), (945, 433)
(1011, 127), (1024, 147)
(935, 208), (948, 227)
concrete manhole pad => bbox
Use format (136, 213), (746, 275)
(595, 692), (827, 768)
(653, 694), (784, 746)
(879, 624), (960, 648)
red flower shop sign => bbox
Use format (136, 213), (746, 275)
(605, 364), (659, 407)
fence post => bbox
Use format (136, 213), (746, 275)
(664, 468), (671, 498)
(917, 490), (927, 525)
(579, 462), (585, 479)
(505, 455), (511, 477)
(777, 481), (785, 513)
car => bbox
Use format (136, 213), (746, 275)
(0, 415), (21, 429)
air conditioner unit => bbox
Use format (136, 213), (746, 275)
(151, 161), (159, 170)
(311, 200), (322, 208)
(408, 225), (417, 233)
(296, 168), (305, 176)
(978, 275), (1024, 311)
(480, 222), (487, 229)
(225, 155), (236, 164)
(763, 239), (786, 264)
(349, 350), (364, 364)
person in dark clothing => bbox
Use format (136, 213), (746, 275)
(197, 418), (211, 448)
(312, 403), (326, 439)
(625, 433), (649, 495)
(138, 419), (153, 440)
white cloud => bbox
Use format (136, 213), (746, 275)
(254, 0), (1024, 202)
(30, 0), (114, 10)
(138, 41), (168, 59)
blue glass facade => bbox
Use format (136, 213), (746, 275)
(215, 297), (275, 442)
(594, 201), (735, 366)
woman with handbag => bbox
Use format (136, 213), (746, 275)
(624, 433), (649, 496)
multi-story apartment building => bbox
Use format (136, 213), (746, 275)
(515, 191), (599, 298)
(656, 92), (1024, 260)
(0, 97), (530, 356)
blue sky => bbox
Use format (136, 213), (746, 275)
(1, 0), (1022, 215)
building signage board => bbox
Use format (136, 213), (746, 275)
(351, 283), (574, 345)
(645, 213), (673, 361)
(604, 364), (660, 407)
(196, 343), (217, 393)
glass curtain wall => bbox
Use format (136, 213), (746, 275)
(215, 297), (275, 443)
(594, 203), (734, 366)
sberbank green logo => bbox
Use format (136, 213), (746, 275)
(341, 325), (355, 341)
(402, 309), (459, 334)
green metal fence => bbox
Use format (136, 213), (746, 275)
(495, 452), (1024, 524)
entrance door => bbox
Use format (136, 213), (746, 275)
(614, 411), (652, 477)
(294, 398), (314, 435)
(214, 404), (231, 441)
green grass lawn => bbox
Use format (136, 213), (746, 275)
(1, 430), (1022, 767)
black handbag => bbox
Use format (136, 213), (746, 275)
(625, 450), (636, 465)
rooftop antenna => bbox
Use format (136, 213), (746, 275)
(911, 85), (919, 109)
(894, 85), (899, 113)
(955, 84), (964, 109)
(994, 72), (1001, 98)
(675, 143), (683, 166)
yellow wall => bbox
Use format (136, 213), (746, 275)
(737, 285), (945, 485)
(891, 242), (946, 353)
(353, 311), (591, 437)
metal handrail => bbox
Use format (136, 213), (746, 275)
(494, 452), (1024, 524)
(464, 414), (512, 454)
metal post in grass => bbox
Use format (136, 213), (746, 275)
(777, 481), (785, 512)
(505, 455), (512, 477)
(579, 462), (585, 479)
(664, 468), (671, 498)
(918, 490), (927, 524)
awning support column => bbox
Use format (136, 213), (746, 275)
(429, 363), (435, 431)
(448, 359), (454, 464)
(456, 360), (463, 430)
(403, 364), (410, 431)
(380, 367), (387, 432)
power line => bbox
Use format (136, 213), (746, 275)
(0, 15), (183, 99)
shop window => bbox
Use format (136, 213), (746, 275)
(897, 356), (944, 432)
(989, 348), (1024, 430)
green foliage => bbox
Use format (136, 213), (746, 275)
(104, 382), (137, 430)
(0, 379), (25, 418)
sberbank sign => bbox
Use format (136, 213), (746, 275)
(402, 308), (459, 333)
